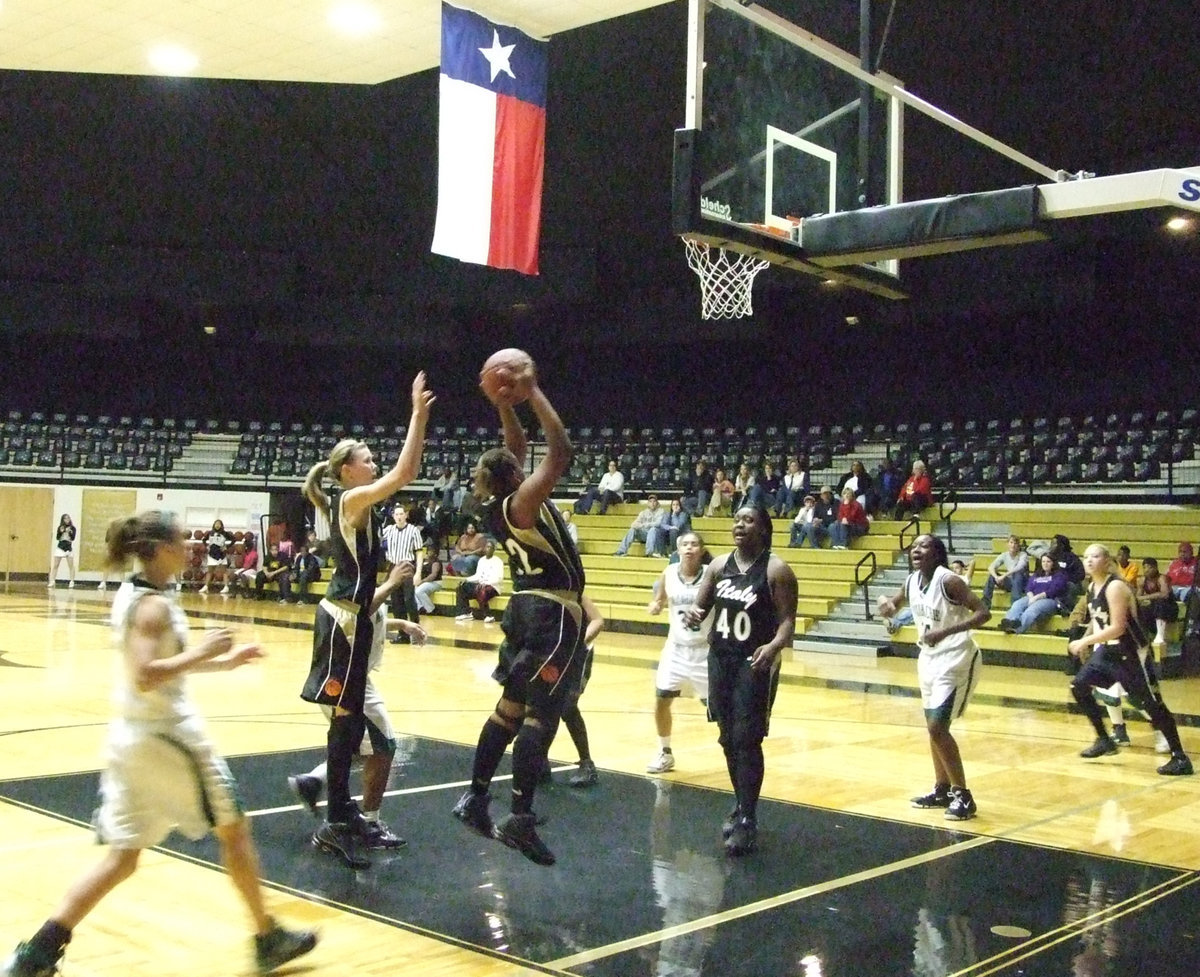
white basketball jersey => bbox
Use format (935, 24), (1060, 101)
(665, 564), (712, 649)
(904, 564), (977, 656)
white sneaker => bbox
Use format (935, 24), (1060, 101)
(96, 581), (105, 589)
(46, 581), (54, 588)
(1156, 731), (1171, 754)
(67, 581), (75, 589)
(647, 750), (676, 773)
(455, 613), (472, 622)
(220, 586), (230, 595)
(483, 615), (495, 624)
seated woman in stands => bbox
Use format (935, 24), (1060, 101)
(705, 468), (735, 517)
(448, 521), (488, 576)
(750, 460), (781, 511)
(201, 519), (234, 594)
(228, 533), (259, 596)
(998, 554), (1069, 634)
(1136, 557), (1177, 650)
(730, 463), (756, 511)
(645, 498), (691, 558)
(892, 460), (931, 520)
(829, 486), (869, 549)
(836, 460), (873, 509)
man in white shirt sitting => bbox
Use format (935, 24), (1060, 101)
(454, 541), (505, 623)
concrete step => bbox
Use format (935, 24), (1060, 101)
(809, 619), (891, 640)
(790, 636), (885, 658)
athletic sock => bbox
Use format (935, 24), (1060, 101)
(510, 722), (553, 815)
(31, 920), (72, 956)
(561, 703), (590, 764)
(471, 716), (517, 794)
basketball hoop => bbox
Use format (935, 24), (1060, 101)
(682, 238), (770, 319)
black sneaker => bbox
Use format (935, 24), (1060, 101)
(568, 759), (598, 788)
(452, 790), (494, 839)
(1, 942), (61, 977)
(944, 788), (977, 821)
(1157, 753), (1194, 776)
(353, 815), (407, 850)
(288, 774), (322, 817)
(254, 920), (318, 975)
(1111, 724), (1131, 746)
(721, 804), (742, 840)
(724, 816), (758, 856)
(1080, 736), (1119, 758)
(911, 785), (952, 809)
(312, 821), (371, 869)
(493, 812), (556, 866)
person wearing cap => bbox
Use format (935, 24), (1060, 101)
(788, 493), (817, 547)
(798, 486), (837, 548)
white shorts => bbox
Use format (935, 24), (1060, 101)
(654, 639), (710, 700)
(52, 545), (73, 560)
(94, 714), (243, 849)
(917, 644), (981, 720)
(319, 674), (395, 755)
(206, 556), (227, 568)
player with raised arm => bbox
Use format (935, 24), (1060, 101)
(453, 350), (586, 866)
(878, 534), (989, 821)
(684, 506), (797, 856)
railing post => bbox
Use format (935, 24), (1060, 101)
(856, 550), (878, 620)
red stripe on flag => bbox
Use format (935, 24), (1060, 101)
(489, 94), (545, 275)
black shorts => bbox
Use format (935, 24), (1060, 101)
(707, 649), (781, 747)
(492, 592), (584, 718)
(300, 600), (373, 712)
(1074, 644), (1163, 714)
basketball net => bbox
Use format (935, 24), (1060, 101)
(682, 238), (770, 319)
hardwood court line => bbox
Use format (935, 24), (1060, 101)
(957, 870), (1200, 977)
(549, 835), (999, 968)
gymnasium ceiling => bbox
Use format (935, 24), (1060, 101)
(0, 1), (672, 84)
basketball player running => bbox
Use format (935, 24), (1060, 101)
(299, 372), (434, 869)
(878, 534), (988, 821)
(1067, 544), (1193, 775)
(647, 530), (714, 774)
(685, 506), (798, 856)
(2, 512), (316, 977)
(452, 369), (585, 866)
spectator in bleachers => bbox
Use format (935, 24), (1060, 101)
(646, 498), (691, 558)
(560, 508), (579, 546)
(255, 541), (293, 602)
(981, 534), (1029, 609)
(836, 460), (872, 509)
(800, 485), (838, 548)
(876, 458), (903, 516)
(998, 553), (1069, 634)
(788, 493), (817, 547)
(201, 519), (234, 594)
(574, 458), (625, 515)
(775, 457), (809, 517)
(292, 542), (322, 602)
(229, 533), (259, 596)
(49, 513), (77, 588)
(418, 496), (452, 555)
(829, 486), (869, 549)
(750, 461), (780, 511)
(680, 459), (714, 516)
(414, 542), (444, 614)
(1136, 557), (1177, 650)
(305, 528), (329, 568)
(448, 520), (488, 575)
(432, 465), (461, 509)
(1049, 534), (1086, 604)
(453, 541), (504, 623)
(1166, 541), (1196, 601)
(892, 460), (931, 520)
(730, 463), (756, 511)
(1114, 545), (1140, 589)
(705, 467), (735, 517)
(614, 494), (667, 556)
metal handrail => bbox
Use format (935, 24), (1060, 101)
(855, 550), (878, 620)
(938, 489), (959, 550)
(898, 516), (920, 553)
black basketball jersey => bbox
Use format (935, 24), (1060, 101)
(324, 489), (383, 609)
(709, 548), (778, 658)
(1088, 573), (1149, 658)
(483, 495), (585, 597)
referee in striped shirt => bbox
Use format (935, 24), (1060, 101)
(382, 503), (424, 642)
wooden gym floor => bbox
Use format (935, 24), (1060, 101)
(3, 584), (1200, 977)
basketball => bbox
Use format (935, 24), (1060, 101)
(479, 348), (535, 405)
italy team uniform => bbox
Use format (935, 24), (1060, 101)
(905, 564), (982, 722)
(94, 578), (243, 848)
(301, 490), (383, 711)
(707, 550), (781, 745)
(656, 563), (713, 700)
(483, 495), (586, 709)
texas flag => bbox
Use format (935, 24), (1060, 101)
(431, 3), (548, 276)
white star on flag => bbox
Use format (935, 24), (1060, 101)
(479, 29), (516, 82)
